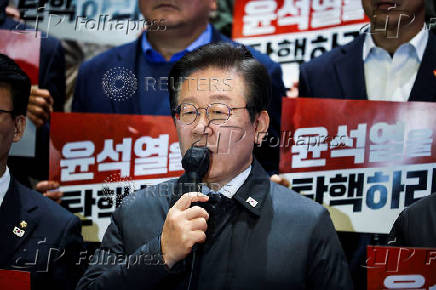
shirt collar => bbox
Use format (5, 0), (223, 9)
(203, 165), (252, 199)
(409, 25), (428, 61)
(141, 24), (212, 63)
(363, 25), (429, 61)
(0, 166), (10, 207)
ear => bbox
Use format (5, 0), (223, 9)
(12, 115), (26, 143)
(254, 111), (269, 145)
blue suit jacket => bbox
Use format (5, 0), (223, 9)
(72, 26), (285, 174)
(299, 31), (436, 102)
(0, 177), (85, 290)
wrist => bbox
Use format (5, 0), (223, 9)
(160, 235), (175, 269)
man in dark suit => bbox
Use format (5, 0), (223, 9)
(72, 0), (285, 175)
(298, 0), (435, 288)
(0, 54), (84, 290)
(76, 43), (352, 290)
(388, 193), (436, 247)
(0, 0), (66, 199)
(299, 0), (435, 102)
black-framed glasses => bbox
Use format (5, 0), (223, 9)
(0, 109), (13, 115)
(174, 103), (251, 125)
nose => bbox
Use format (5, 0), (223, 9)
(192, 108), (212, 136)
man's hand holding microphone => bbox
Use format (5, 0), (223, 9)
(161, 192), (209, 269)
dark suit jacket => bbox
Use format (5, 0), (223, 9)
(72, 26), (285, 174)
(77, 159), (352, 290)
(388, 193), (436, 247)
(0, 177), (85, 290)
(299, 31), (436, 102)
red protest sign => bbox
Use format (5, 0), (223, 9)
(49, 112), (185, 241)
(367, 246), (436, 289)
(279, 98), (436, 233)
(0, 270), (30, 290)
(0, 30), (40, 85)
(49, 112), (184, 186)
(233, 0), (369, 38)
(280, 98), (436, 173)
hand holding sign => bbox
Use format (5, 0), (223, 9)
(36, 180), (63, 204)
(27, 87), (53, 128)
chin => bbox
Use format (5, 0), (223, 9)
(203, 167), (224, 184)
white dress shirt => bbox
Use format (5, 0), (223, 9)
(0, 166), (11, 208)
(363, 26), (429, 102)
(202, 165), (252, 199)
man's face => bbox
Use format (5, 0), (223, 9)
(139, 0), (216, 29)
(361, 0), (425, 29)
(175, 67), (264, 185)
(0, 85), (24, 167)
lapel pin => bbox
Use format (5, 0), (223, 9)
(246, 197), (258, 208)
(13, 226), (25, 237)
(20, 220), (27, 228)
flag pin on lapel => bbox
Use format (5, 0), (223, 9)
(20, 220), (27, 228)
(13, 226), (25, 237)
(246, 196), (258, 208)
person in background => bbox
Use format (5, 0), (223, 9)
(0, 53), (84, 290)
(298, 0), (435, 289)
(299, 0), (435, 102)
(388, 192), (436, 247)
(0, 0), (66, 202)
(73, 0), (286, 176)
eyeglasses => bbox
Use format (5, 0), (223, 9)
(174, 103), (251, 125)
(0, 109), (13, 115)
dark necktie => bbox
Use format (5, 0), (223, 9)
(201, 190), (237, 245)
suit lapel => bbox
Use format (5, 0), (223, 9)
(0, 178), (39, 267)
(334, 34), (368, 100)
(409, 32), (436, 102)
(110, 37), (142, 115)
(233, 159), (270, 217)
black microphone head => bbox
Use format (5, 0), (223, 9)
(182, 146), (210, 180)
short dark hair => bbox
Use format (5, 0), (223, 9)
(168, 43), (271, 122)
(0, 53), (31, 117)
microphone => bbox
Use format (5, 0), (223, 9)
(181, 146), (210, 193)
(181, 146), (210, 290)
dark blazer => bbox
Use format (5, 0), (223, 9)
(0, 177), (85, 290)
(77, 159), (352, 290)
(72, 26), (285, 174)
(299, 31), (436, 102)
(388, 193), (436, 247)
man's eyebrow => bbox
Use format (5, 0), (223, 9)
(179, 97), (196, 103)
(180, 95), (233, 103)
(209, 94), (232, 101)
